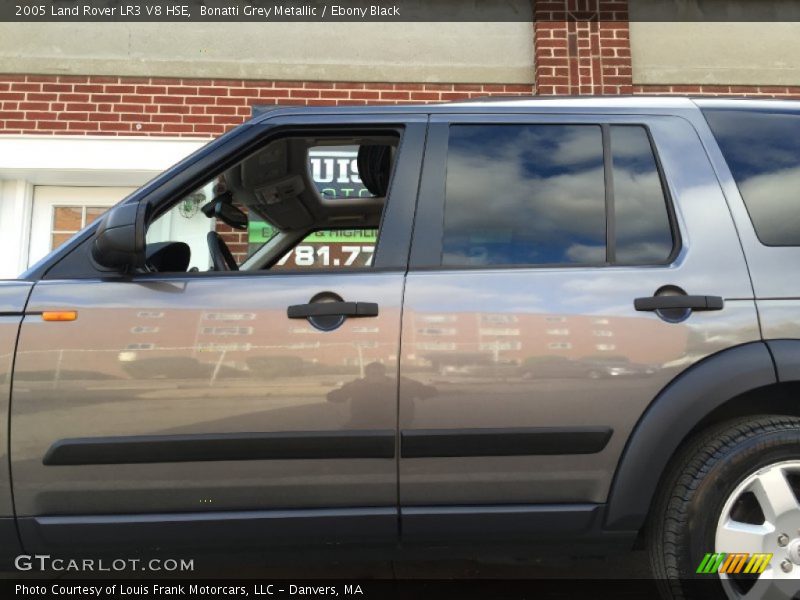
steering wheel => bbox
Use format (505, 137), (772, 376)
(206, 231), (239, 271)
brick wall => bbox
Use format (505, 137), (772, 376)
(533, 0), (632, 95)
(0, 75), (534, 137)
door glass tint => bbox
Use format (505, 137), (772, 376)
(703, 109), (800, 246)
(610, 126), (674, 263)
(443, 125), (606, 266)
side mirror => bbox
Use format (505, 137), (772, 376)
(91, 203), (146, 272)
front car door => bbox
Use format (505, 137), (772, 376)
(11, 112), (427, 551)
(398, 109), (760, 541)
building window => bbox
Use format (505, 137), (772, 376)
(593, 330), (614, 337)
(548, 342), (572, 350)
(546, 328), (570, 336)
(204, 312), (256, 321)
(417, 327), (457, 336)
(197, 343), (252, 352)
(130, 326), (159, 334)
(419, 315), (457, 323)
(51, 205), (107, 250)
(200, 326), (253, 336)
(479, 341), (522, 351)
(596, 344), (617, 351)
(126, 343), (154, 350)
(137, 311), (164, 318)
(480, 314), (518, 324)
(417, 342), (456, 351)
(353, 326), (380, 333)
(479, 328), (520, 336)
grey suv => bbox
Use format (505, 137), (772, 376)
(2, 97), (800, 599)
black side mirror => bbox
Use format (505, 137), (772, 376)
(91, 203), (146, 272)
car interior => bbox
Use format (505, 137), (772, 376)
(143, 131), (400, 274)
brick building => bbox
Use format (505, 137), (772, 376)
(0, 0), (798, 277)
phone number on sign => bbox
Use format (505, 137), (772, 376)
(276, 244), (375, 268)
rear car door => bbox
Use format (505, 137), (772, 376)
(398, 111), (760, 541)
(10, 113), (427, 551)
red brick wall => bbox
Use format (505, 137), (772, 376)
(0, 75), (534, 137)
(533, 0), (632, 95)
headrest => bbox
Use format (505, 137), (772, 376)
(357, 145), (392, 197)
(145, 242), (191, 273)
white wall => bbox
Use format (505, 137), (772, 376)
(0, 136), (210, 279)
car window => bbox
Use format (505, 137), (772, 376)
(144, 133), (397, 274)
(440, 123), (675, 268)
(442, 124), (607, 266)
(703, 109), (800, 246)
(610, 126), (674, 263)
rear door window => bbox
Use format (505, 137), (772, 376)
(440, 123), (675, 267)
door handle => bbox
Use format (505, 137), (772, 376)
(633, 295), (724, 312)
(287, 301), (379, 319)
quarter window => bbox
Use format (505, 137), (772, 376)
(703, 109), (800, 246)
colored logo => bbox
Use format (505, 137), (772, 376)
(696, 552), (773, 575)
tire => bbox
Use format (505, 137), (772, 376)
(647, 415), (800, 600)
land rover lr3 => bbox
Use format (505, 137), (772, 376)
(1, 97), (800, 599)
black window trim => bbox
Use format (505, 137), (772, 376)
(409, 116), (682, 272)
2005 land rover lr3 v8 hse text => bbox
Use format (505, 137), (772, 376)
(1, 97), (799, 599)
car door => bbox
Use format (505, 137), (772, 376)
(11, 113), (427, 551)
(398, 112), (760, 540)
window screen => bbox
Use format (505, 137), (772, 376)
(442, 125), (606, 266)
(703, 109), (800, 246)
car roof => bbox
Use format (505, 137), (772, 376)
(251, 95), (800, 123)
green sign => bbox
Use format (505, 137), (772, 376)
(248, 222), (377, 245)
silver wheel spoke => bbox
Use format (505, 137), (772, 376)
(715, 460), (800, 600)
(717, 520), (772, 555)
(750, 467), (799, 524)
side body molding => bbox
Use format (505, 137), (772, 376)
(604, 342), (776, 531)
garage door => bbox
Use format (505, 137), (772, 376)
(28, 186), (137, 268)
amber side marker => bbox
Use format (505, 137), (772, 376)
(41, 311), (78, 322)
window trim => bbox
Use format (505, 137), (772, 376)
(409, 115), (681, 271)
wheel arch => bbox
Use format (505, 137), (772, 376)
(604, 341), (782, 532)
